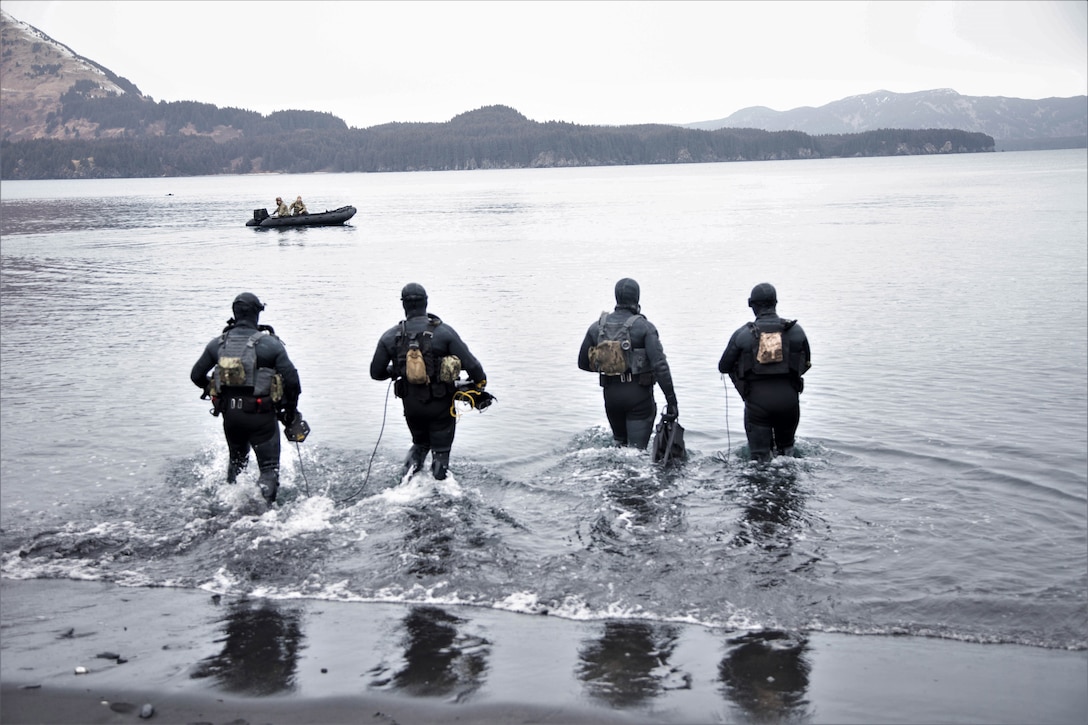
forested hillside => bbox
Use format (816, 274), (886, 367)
(1, 105), (995, 179)
(0, 10), (996, 180)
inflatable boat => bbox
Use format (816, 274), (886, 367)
(246, 205), (356, 228)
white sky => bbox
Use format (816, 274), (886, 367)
(2, 0), (1085, 128)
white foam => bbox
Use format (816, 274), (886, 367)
(371, 469), (463, 506)
(494, 590), (549, 615)
(200, 566), (243, 594)
(218, 497), (334, 551)
(0, 554), (103, 581)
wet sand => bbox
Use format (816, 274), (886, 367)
(2, 579), (1085, 724)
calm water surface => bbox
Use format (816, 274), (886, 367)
(1, 151), (1085, 657)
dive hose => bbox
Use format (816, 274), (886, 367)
(721, 374), (732, 462)
(294, 440), (310, 497)
(335, 378), (393, 505)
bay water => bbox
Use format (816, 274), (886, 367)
(1, 150), (1085, 665)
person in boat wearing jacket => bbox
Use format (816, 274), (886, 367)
(290, 196), (308, 215)
(273, 197), (290, 217)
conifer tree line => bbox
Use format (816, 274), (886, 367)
(1, 101), (995, 180)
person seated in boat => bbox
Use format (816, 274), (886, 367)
(273, 196), (290, 217)
(290, 196), (308, 215)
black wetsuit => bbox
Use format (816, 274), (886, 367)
(719, 311), (810, 461)
(579, 307), (678, 449)
(370, 313), (486, 476)
(191, 318), (301, 498)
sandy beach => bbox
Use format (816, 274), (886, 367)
(1, 579), (1085, 724)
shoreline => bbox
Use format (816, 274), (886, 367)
(1, 686), (644, 725)
(2, 579), (1085, 724)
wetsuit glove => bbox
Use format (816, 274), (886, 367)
(278, 408), (297, 426)
(664, 402), (678, 421)
(474, 379), (487, 391)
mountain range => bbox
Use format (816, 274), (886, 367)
(0, 10), (1079, 179)
(684, 88), (1086, 151)
(3, 9), (1084, 151)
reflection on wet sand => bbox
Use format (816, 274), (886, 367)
(369, 605), (490, 700)
(719, 629), (811, 722)
(189, 598), (304, 695)
(577, 620), (690, 707)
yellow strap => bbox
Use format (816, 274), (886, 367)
(449, 389), (482, 419)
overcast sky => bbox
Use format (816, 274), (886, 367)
(3, 1), (1085, 128)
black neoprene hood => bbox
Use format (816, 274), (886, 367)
(748, 283), (777, 306)
(400, 282), (428, 316)
(231, 292), (265, 320)
(614, 278), (640, 307)
(400, 282), (427, 302)
(233, 292), (265, 310)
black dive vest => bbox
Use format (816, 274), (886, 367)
(213, 325), (280, 398)
(738, 318), (805, 381)
(594, 312), (652, 376)
(394, 314), (443, 384)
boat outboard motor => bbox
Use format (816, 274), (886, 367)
(252, 208), (270, 223)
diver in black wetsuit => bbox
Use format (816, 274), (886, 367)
(578, 278), (678, 449)
(191, 293), (302, 504)
(369, 283), (487, 480)
(718, 283), (811, 463)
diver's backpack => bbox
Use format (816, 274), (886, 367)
(589, 312), (649, 376)
(745, 319), (797, 377)
(396, 316), (442, 385)
(212, 326), (283, 400)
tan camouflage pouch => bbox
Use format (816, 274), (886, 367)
(439, 355), (462, 383)
(590, 341), (628, 375)
(756, 331), (784, 364)
(405, 349), (429, 384)
(217, 357), (246, 385)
